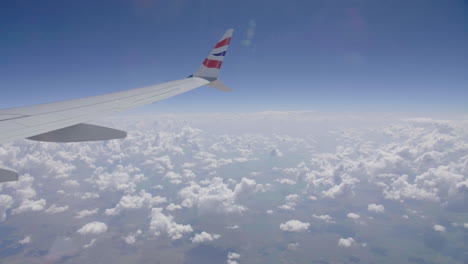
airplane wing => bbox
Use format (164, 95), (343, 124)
(0, 29), (234, 182)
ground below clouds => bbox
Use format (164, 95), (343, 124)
(0, 112), (467, 264)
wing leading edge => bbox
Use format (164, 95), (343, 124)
(0, 29), (234, 182)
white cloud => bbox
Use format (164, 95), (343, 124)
(433, 224), (446, 232)
(105, 190), (167, 216)
(228, 252), (240, 259)
(322, 177), (359, 199)
(78, 192), (100, 200)
(280, 220), (310, 232)
(285, 194), (299, 202)
(383, 174), (440, 202)
(338, 237), (355, 248)
(276, 178), (296, 185)
(152, 184), (164, 190)
(75, 208), (99, 219)
(0, 194), (14, 221)
(233, 178), (259, 197)
(227, 225), (239, 230)
(278, 194), (299, 211)
(83, 239), (96, 249)
(464, 223), (468, 229)
(45, 204), (69, 214)
(227, 252), (240, 264)
(182, 162), (196, 168)
(312, 214), (334, 223)
(166, 203), (182, 211)
(124, 230), (142, 245)
(347, 212), (360, 220)
(165, 171), (183, 184)
(18, 236), (31, 245)
(367, 203), (385, 213)
(278, 204), (295, 211)
(191, 231), (221, 243)
(12, 199), (46, 215)
(63, 180), (79, 187)
(6, 174), (37, 200)
(149, 208), (193, 240)
(178, 177), (260, 214)
(12, 152), (75, 179)
(88, 164), (145, 193)
(77, 221), (108, 235)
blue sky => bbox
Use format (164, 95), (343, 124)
(1, 0), (467, 113)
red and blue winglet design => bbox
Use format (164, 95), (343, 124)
(193, 29), (233, 79)
(201, 37), (231, 69)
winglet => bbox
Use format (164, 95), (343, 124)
(193, 29), (233, 92)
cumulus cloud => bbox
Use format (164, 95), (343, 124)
(383, 174), (442, 202)
(190, 231), (221, 243)
(347, 212), (360, 220)
(45, 204), (69, 214)
(87, 164), (145, 193)
(280, 220), (310, 232)
(6, 174), (37, 201)
(279, 194), (299, 211)
(75, 208), (99, 219)
(83, 239), (96, 249)
(166, 203), (182, 211)
(338, 237), (356, 248)
(12, 152), (75, 179)
(164, 169), (196, 185)
(18, 236), (31, 245)
(227, 252), (240, 264)
(12, 199), (46, 215)
(63, 179), (79, 187)
(178, 177), (261, 214)
(77, 221), (108, 235)
(0, 194), (14, 221)
(276, 178), (296, 185)
(286, 194), (299, 202)
(312, 214), (334, 223)
(322, 177), (359, 199)
(149, 208), (193, 240)
(368, 203), (385, 213)
(433, 224), (446, 232)
(124, 230), (142, 245)
(233, 178), (261, 197)
(164, 171), (183, 184)
(105, 190), (166, 216)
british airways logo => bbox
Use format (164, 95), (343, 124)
(212, 51), (227, 56)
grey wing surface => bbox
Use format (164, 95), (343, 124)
(0, 77), (209, 145)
